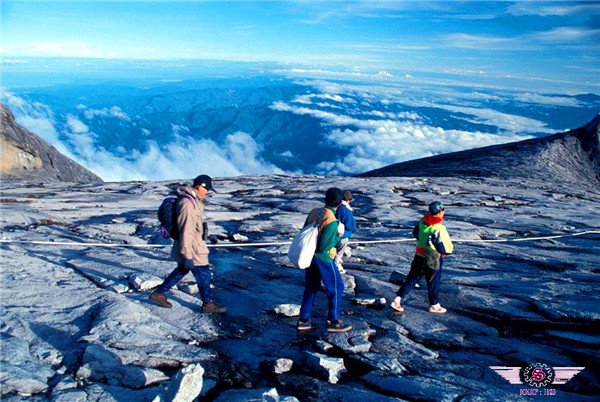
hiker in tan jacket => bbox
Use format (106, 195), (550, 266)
(150, 175), (227, 314)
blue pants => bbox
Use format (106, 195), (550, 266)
(299, 256), (344, 322)
(397, 255), (444, 305)
(157, 263), (212, 303)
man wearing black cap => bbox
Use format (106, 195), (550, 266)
(150, 175), (227, 314)
(391, 201), (453, 314)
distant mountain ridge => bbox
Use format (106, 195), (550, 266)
(360, 114), (600, 186)
(0, 105), (102, 183)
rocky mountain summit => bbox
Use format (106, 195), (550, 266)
(1, 171), (598, 401)
(361, 114), (600, 187)
(0, 105), (102, 183)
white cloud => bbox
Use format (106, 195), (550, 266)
(270, 98), (535, 175)
(275, 68), (394, 81)
(66, 114), (89, 134)
(508, 3), (600, 16)
(515, 93), (579, 107)
(317, 124), (531, 175)
(446, 27), (600, 51)
(171, 124), (190, 135)
(530, 27), (600, 43)
(63, 130), (282, 182)
(83, 106), (131, 121)
(437, 105), (556, 134)
(445, 33), (520, 50)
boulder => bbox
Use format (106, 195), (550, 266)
(162, 364), (204, 402)
(274, 304), (301, 317)
(261, 358), (294, 375)
(129, 274), (163, 291)
(342, 274), (356, 295)
(302, 352), (346, 384)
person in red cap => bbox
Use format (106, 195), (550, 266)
(150, 175), (227, 314)
(391, 201), (453, 314)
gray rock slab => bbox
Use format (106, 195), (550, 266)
(162, 364), (204, 402)
(302, 351), (346, 384)
(76, 344), (168, 389)
(1, 175), (599, 400)
(213, 387), (300, 402)
(363, 371), (465, 401)
(370, 331), (438, 370)
(348, 352), (408, 375)
(79, 296), (217, 368)
(51, 383), (162, 402)
(326, 321), (376, 355)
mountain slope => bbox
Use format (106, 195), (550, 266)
(360, 114), (600, 186)
(0, 104), (102, 183)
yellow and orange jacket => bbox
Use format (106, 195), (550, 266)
(414, 215), (454, 257)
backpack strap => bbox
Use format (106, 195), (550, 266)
(177, 194), (196, 207)
(305, 207), (337, 233)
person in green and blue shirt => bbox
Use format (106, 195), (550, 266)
(297, 187), (352, 333)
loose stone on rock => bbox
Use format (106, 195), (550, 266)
(302, 351), (346, 384)
(273, 304), (301, 317)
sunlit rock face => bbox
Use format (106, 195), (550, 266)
(0, 104), (102, 183)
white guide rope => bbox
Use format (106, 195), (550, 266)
(0, 230), (598, 249)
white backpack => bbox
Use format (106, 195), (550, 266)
(288, 223), (319, 269)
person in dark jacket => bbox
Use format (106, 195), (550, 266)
(150, 175), (227, 314)
(391, 201), (454, 314)
(297, 188), (352, 333)
(334, 191), (357, 274)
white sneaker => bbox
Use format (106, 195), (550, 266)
(429, 303), (447, 314)
(390, 298), (404, 312)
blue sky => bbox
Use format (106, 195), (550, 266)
(2, 1), (599, 91)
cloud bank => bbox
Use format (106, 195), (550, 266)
(2, 90), (282, 182)
(270, 81), (546, 174)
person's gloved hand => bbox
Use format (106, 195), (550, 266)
(184, 259), (195, 270)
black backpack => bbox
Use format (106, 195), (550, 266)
(158, 195), (194, 240)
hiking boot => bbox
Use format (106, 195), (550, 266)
(326, 320), (352, 333)
(201, 301), (227, 314)
(390, 298), (404, 312)
(149, 291), (172, 308)
(296, 318), (315, 331)
(429, 303), (447, 314)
